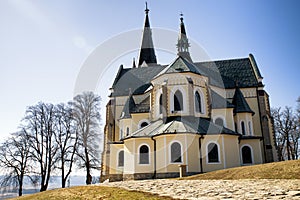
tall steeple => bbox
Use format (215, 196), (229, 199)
(176, 14), (192, 62)
(138, 2), (157, 67)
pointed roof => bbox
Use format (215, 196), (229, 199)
(176, 14), (192, 62)
(120, 95), (136, 119)
(232, 87), (255, 115)
(138, 3), (157, 66)
(155, 56), (203, 78)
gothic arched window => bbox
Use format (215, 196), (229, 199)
(241, 121), (246, 135)
(139, 145), (149, 164)
(174, 90), (183, 111)
(171, 142), (182, 163)
(159, 94), (163, 114)
(242, 146), (253, 164)
(207, 143), (219, 163)
(195, 91), (202, 113)
(118, 150), (124, 167)
(248, 121), (252, 135)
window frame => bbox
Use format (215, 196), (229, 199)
(240, 145), (254, 165)
(117, 150), (124, 167)
(174, 90), (183, 111)
(169, 141), (183, 164)
(138, 144), (150, 165)
(206, 142), (221, 164)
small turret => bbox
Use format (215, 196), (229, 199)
(176, 13), (192, 62)
(138, 2), (157, 67)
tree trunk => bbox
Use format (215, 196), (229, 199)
(85, 147), (92, 185)
(18, 179), (23, 196)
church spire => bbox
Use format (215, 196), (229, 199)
(138, 2), (157, 67)
(176, 13), (192, 62)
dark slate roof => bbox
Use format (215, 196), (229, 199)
(138, 9), (157, 66)
(155, 56), (204, 77)
(211, 90), (234, 109)
(195, 58), (259, 88)
(110, 65), (165, 97)
(120, 95), (136, 119)
(121, 95), (151, 118)
(132, 95), (150, 113)
(232, 87), (255, 115)
(127, 116), (238, 138)
(111, 56), (261, 96)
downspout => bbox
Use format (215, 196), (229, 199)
(198, 135), (204, 173)
(151, 136), (157, 179)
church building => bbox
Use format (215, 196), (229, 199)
(100, 5), (278, 182)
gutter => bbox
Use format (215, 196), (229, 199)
(151, 136), (157, 179)
(198, 135), (204, 173)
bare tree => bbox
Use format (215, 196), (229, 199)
(0, 130), (31, 196)
(272, 106), (299, 160)
(54, 103), (78, 188)
(72, 92), (101, 185)
(23, 102), (58, 191)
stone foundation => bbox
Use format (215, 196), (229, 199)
(103, 172), (201, 182)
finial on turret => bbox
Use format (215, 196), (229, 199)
(180, 12), (184, 22)
(145, 2), (149, 14)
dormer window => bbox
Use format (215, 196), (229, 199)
(174, 90), (183, 111)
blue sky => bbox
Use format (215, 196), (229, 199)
(1, 0), (300, 140)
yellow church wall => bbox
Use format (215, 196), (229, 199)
(154, 134), (202, 173)
(211, 108), (234, 130)
(132, 138), (154, 173)
(109, 143), (124, 174)
(185, 134), (201, 172)
(239, 140), (263, 164)
(131, 113), (150, 133)
(154, 135), (168, 173)
(247, 97), (262, 137)
(234, 112), (254, 135)
(201, 135), (225, 172)
(222, 135), (240, 168)
(123, 139), (135, 174)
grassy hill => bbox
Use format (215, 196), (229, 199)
(12, 186), (174, 200)
(11, 160), (299, 200)
(182, 160), (300, 180)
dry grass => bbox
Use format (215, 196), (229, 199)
(11, 186), (174, 200)
(182, 160), (300, 180)
(11, 160), (299, 199)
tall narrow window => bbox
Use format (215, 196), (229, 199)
(207, 143), (219, 163)
(195, 91), (202, 113)
(126, 127), (129, 136)
(174, 90), (183, 111)
(248, 121), (252, 135)
(139, 145), (149, 164)
(118, 151), (124, 167)
(171, 142), (182, 163)
(215, 118), (224, 127)
(120, 129), (123, 139)
(159, 94), (163, 114)
(235, 123), (237, 132)
(242, 146), (253, 164)
(241, 121), (246, 135)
